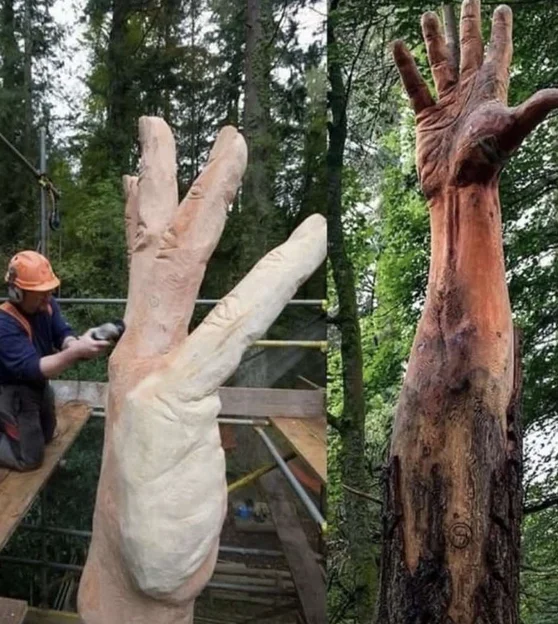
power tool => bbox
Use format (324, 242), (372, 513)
(91, 319), (126, 343)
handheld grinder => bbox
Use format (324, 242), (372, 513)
(91, 319), (126, 343)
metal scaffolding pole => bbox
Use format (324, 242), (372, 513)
(0, 129), (61, 198)
(18, 525), (284, 557)
(39, 488), (48, 607)
(251, 340), (327, 351)
(0, 297), (325, 307)
(90, 409), (271, 427)
(227, 452), (297, 493)
(0, 556), (295, 595)
(39, 127), (47, 256)
(254, 426), (327, 533)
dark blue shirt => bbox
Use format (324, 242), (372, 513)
(0, 298), (75, 385)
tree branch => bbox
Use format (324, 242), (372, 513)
(342, 482), (382, 505)
(523, 495), (558, 515)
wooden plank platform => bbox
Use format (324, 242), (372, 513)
(0, 598), (27, 623)
(24, 608), (80, 624)
(260, 471), (325, 624)
(270, 417), (326, 484)
(0, 402), (91, 552)
(51, 381), (325, 418)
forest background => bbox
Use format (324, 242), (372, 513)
(327, 0), (558, 623)
(0, 0), (327, 609)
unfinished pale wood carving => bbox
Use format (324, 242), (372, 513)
(77, 118), (327, 623)
(376, 1), (558, 622)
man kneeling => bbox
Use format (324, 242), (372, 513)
(0, 251), (110, 471)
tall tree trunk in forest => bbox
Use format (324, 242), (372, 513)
(230, 0), (275, 468)
(22, 0), (33, 160)
(160, 0), (181, 121)
(0, 0), (32, 247)
(295, 68), (327, 300)
(106, 0), (133, 173)
(327, 2), (378, 620)
(189, 0), (198, 184)
(376, 2), (558, 621)
(242, 0), (275, 260)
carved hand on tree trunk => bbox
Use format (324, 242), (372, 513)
(375, 2), (551, 622)
(394, 0), (558, 198)
(77, 118), (327, 624)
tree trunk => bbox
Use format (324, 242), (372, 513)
(327, 2), (378, 620)
(242, 0), (275, 263)
(0, 0), (34, 247)
(106, 0), (134, 173)
(22, 0), (33, 160)
(376, 3), (545, 619)
(230, 0), (276, 468)
(375, 184), (523, 623)
(77, 117), (326, 623)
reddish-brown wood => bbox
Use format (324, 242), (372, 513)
(376, 2), (557, 622)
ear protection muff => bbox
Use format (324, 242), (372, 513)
(6, 266), (23, 303)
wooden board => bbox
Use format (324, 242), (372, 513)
(0, 598), (27, 624)
(51, 381), (325, 418)
(24, 609), (80, 624)
(218, 388), (325, 419)
(0, 402), (91, 552)
(270, 417), (326, 484)
(260, 471), (325, 624)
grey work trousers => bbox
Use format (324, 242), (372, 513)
(0, 383), (56, 471)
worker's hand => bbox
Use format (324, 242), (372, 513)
(69, 330), (111, 360)
(393, 0), (558, 199)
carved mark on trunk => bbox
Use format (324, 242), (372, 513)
(376, 458), (454, 624)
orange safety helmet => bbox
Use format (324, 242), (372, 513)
(5, 251), (60, 293)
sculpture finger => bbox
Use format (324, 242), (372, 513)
(126, 117), (179, 314)
(442, 3), (460, 69)
(501, 89), (558, 153)
(485, 4), (513, 103)
(123, 175), (139, 270)
(459, 0), (483, 78)
(421, 11), (457, 97)
(113, 213), (326, 598)
(126, 126), (247, 357)
(393, 40), (435, 114)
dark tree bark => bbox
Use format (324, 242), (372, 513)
(0, 0), (34, 247)
(328, 1), (378, 620)
(242, 0), (275, 261)
(230, 0), (276, 469)
(376, 1), (558, 621)
(106, 0), (134, 173)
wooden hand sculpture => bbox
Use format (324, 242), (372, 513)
(376, 2), (558, 622)
(76, 118), (327, 624)
(395, 0), (558, 197)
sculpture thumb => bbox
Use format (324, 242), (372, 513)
(503, 88), (558, 153)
